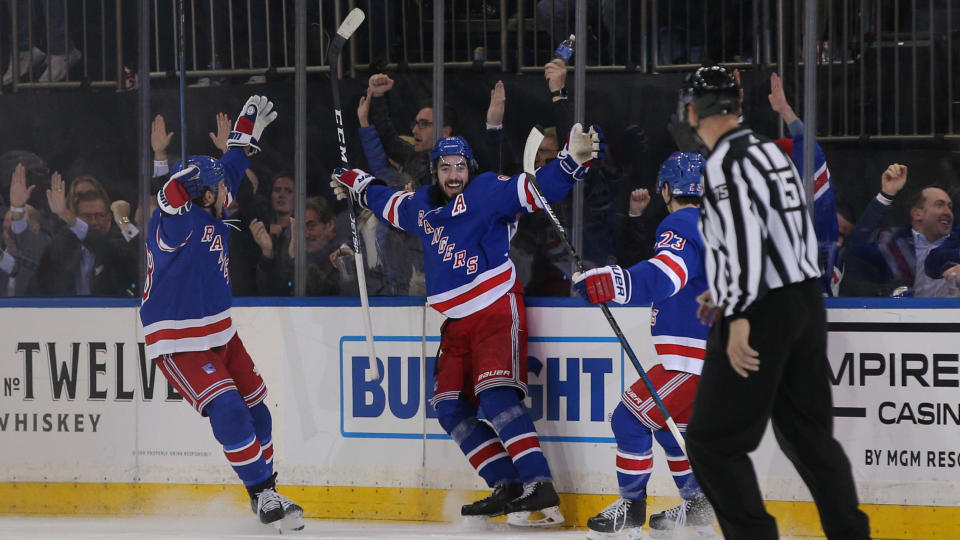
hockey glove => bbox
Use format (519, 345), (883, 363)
(557, 123), (605, 181)
(330, 167), (376, 202)
(227, 95), (278, 155)
(572, 265), (632, 304)
(157, 165), (199, 214)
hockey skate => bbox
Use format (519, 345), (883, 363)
(461, 482), (523, 517)
(247, 474), (305, 532)
(502, 481), (564, 527)
(586, 496), (645, 539)
(648, 494), (716, 538)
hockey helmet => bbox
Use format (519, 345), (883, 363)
(171, 155), (227, 195)
(656, 151), (704, 198)
(430, 136), (478, 173)
(677, 65), (740, 123)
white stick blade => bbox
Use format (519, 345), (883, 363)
(522, 127), (545, 175)
(336, 8), (366, 39)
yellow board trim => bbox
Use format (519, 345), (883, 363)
(0, 482), (952, 539)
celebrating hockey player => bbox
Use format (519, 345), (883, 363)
(138, 95), (304, 532)
(573, 152), (716, 538)
(331, 124), (604, 527)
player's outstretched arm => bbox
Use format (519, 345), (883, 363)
(527, 123), (604, 202)
(227, 95), (277, 156)
(330, 167), (415, 232)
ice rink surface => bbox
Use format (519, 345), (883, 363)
(0, 516), (824, 540)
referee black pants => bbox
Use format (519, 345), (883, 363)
(686, 279), (871, 540)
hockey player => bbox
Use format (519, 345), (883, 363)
(139, 95), (304, 532)
(331, 125), (604, 527)
(574, 152), (716, 539)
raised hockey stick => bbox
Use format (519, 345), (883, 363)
(521, 127), (687, 454)
(328, 8), (379, 382)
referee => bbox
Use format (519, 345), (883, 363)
(677, 66), (871, 540)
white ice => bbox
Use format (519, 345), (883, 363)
(0, 516), (823, 540)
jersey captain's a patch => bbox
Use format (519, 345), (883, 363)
(451, 193), (468, 216)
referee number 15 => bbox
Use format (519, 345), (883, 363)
(768, 169), (803, 211)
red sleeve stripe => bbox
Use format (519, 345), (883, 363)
(156, 226), (191, 253)
(517, 174), (544, 213)
(649, 251), (688, 294)
(813, 164), (831, 200)
(145, 316), (234, 346)
(383, 191), (412, 229)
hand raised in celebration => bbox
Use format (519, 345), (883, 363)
(9, 163), (35, 208)
(881, 163), (908, 196)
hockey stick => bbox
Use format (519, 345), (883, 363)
(177, 0), (187, 161)
(328, 8), (379, 382)
(521, 127), (687, 454)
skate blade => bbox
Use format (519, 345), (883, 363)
(586, 528), (644, 540)
(506, 505), (564, 527)
(280, 512), (305, 532)
(649, 525), (716, 539)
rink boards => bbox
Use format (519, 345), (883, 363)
(0, 297), (958, 539)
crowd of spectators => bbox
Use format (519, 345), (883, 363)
(2, 53), (959, 299)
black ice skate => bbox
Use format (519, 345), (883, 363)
(586, 496), (646, 539)
(247, 473), (305, 531)
(648, 494), (716, 538)
(461, 482), (523, 517)
(502, 481), (564, 527)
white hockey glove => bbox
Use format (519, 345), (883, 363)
(572, 265), (631, 304)
(157, 165), (198, 214)
(557, 123), (605, 181)
(330, 167), (376, 204)
(227, 95), (277, 155)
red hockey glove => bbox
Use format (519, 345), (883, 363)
(572, 265), (632, 304)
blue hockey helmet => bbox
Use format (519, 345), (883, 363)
(430, 136), (477, 173)
(656, 151), (704, 198)
(171, 155), (227, 195)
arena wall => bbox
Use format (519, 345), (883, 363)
(0, 297), (956, 539)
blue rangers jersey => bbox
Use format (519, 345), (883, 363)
(139, 148), (249, 359)
(362, 158), (578, 318)
(622, 207), (709, 374)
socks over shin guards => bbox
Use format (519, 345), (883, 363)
(249, 402), (274, 469)
(653, 428), (700, 498)
(611, 402), (654, 499)
(206, 391), (271, 487)
(436, 399), (520, 487)
(480, 387), (551, 484)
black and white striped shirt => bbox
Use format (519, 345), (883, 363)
(698, 127), (820, 317)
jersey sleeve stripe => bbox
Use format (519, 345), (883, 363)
(813, 164), (830, 200)
(517, 174), (544, 213)
(382, 191), (413, 229)
(650, 251), (688, 294)
(156, 226), (191, 253)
